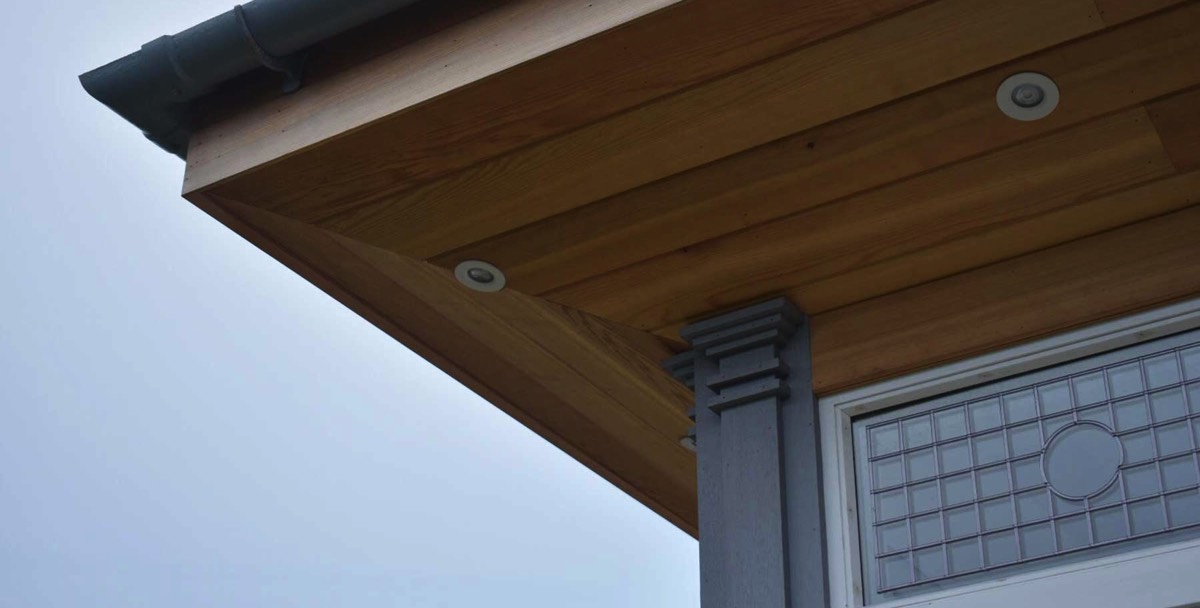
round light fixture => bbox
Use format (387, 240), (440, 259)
(454, 260), (506, 292)
(1010, 83), (1045, 108)
(996, 72), (1059, 121)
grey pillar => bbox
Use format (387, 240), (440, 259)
(664, 298), (828, 608)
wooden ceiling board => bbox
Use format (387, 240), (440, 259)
(194, 0), (928, 210)
(432, 3), (1200, 296)
(189, 193), (699, 534)
(807, 204), (1200, 393)
(177, 0), (1200, 536)
(309, 0), (1103, 261)
(784, 170), (1200, 322)
(185, 0), (678, 194)
(547, 108), (1173, 329)
(1095, 0), (1187, 24)
(648, 169), (1200, 341)
(1148, 87), (1200, 170)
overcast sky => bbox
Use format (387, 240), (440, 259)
(0, 2), (699, 606)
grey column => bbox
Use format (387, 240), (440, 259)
(664, 298), (828, 608)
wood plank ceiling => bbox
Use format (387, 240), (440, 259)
(184, 0), (1200, 535)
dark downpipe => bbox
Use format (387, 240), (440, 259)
(79, 0), (422, 158)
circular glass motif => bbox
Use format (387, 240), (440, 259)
(1042, 422), (1123, 499)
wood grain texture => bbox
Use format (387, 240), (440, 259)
(809, 204), (1200, 393)
(550, 109), (1173, 329)
(1093, 0), (1188, 24)
(186, 0), (678, 193)
(1148, 87), (1200, 171)
(314, 0), (1103, 260)
(188, 193), (698, 535)
(789, 170), (1200, 319)
(193, 0), (926, 204)
(651, 169), (1200, 341)
(173, 0), (1200, 532)
(435, 3), (1200, 295)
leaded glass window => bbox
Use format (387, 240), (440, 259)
(853, 329), (1200, 603)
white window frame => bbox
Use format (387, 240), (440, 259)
(820, 297), (1200, 608)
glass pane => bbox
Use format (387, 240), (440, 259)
(968, 399), (1002, 432)
(1092, 506), (1128, 542)
(1121, 430), (1155, 464)
(1129, 498), (1166, 535)
(909, 481), (939, 514)
(972, 431), (1006, 466)
(1044, 423), (1121, 499)
(1145, 353), (1181, 389)
(1107, 362), (1143, 398)
(1156, 422), (1192, 457)
(911, 513), (942, 546)
(1015, 489), (1050, 523)
(1091, 481), (1122, 508)
(945, 505), (978, 539)
(914, 547), (945, 581)
(982, 531), (1017, 566)
(1072, 372), (1107, 406)
(1011, 457), (1044, 490)
(1042, 413), (1072, 437)
(976, 465), (1010, 498)
(906, 448), (937, 482)
(934, 407), (968, 440)
(1113, 397), (1149, 431)
(939, 440), (970, 473)
(1077, 404), (1112, 428)
(1056, 515), (1089, 551)
(1150, 388), (1187, 423)
(902, 415), (933, 449)
(980, 497), (1013, 531)
(878, 521), (909, 553)
(1007, 422), (1041, 457)
(1003, 390), (1037, 423)
(1019, 523), (1055, 558)
(1123, 463), (1160, 499)
(1165, 490), (1200, 526)
(1038, 381), (1072, 415)
(1161, 455), (1199, 491)
(870, 423), (901, 456)
(874, 456), (904, 489)
(880, 554), (912, 589)
(947, 538), (981, 574)
(942, 473), (975, 507)
(1182, 347), (1200, 380)
(1053, 493), (1085, 516)
(876, 488), (906, 521)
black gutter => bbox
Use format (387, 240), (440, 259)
(79, 0), (423, 159)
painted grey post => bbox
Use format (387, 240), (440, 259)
(664, 298), (828, 608)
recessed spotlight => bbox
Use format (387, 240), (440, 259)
(454, 260), (506, 292)
(996, 72), (1059, 121)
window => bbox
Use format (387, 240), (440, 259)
(822, 299), (1200, 608)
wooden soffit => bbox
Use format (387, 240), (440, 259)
(182, 0), (1200, 535)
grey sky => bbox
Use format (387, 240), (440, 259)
(0, 2), (699, 606)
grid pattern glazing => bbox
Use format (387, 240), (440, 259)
(855, 339), (1200, 597)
